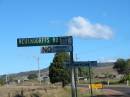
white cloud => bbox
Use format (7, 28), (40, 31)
(67, 16), (113, 39)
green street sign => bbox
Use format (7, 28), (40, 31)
(64, 61), (97, 67)
(41, 45), (72, 53)
(73, 61), (97, 67)
(17, 36), (72, 47)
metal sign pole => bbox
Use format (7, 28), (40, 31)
(74, 66), (78, 97)
(89, 63), (93, 97)
(37, 57), (41, 85)
(71, 65), (76, 97)
(70, 37), (76, 97)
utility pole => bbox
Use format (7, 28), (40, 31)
(74, 66), (77, 97)
(37, 57), (41, 85)
(33, 56), (41, 85)
(89, 64), (93, 97)
(6, 74), (8, 87)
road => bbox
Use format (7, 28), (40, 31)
(105, 85), (130, 95)
(77, 84), (130, 96)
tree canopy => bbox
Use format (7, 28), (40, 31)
(78, 67), (90, 78)
(113, 58), (130, 82)
(113, 58), (130, 74)
(49, 52), (70, 87)
(113, 58), (127, 74)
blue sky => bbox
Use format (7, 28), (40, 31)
(0, 0), (130, 74)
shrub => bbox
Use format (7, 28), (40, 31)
(14, 94), (25, 97)
(119, 74), (130, 83)
(14, 90), (25, 97)
(30, 92), (42, 97)
(28, 74), (37, 80)
(0, 79), (5, 85)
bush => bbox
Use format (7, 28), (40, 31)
(101, 81), (107, 85)
(14, 94), (25, 97)
(30, 92), (42, 97)
(28, 74), (37, 80)
(0, 79), (5, 85)
(13, 89), (25, 97)
(119, 74), (130, 83)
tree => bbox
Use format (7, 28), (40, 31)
(125, 59), (130, 74)
(28, 74), (37, 80)
(78, 67), (89, 77)
(113, 58), (130, 82)
(49, 52), (70, 87)
(0, 79), (5, 85)
(0, 75), (6, 85)
(113, 58), (127, 74)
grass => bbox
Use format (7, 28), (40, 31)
(77, 88), (105, 97)
(0, 85), (72, 97)
(0, 85), (105, 97)
(1, 85), (124, 97)
(79, 78), (120, 85)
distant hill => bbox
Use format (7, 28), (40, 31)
(94, 62), (118, 76)
(0, 62), (116, 79)
(13, 68), (49, 77)
(0, 68), (49, 79)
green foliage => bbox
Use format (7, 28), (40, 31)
(30, 92), (42, 97)
(126, 59), (130, 74)
(49, 52), (70, 87)
(103, 72), (116, 79)
(0, 79), (5, 85)
(78, 67), (89, 77)
(14, 94), (24, 97)
(114, 58), (130, 83)
(113, 58), (127, 74)
(13, 90), (25, 97)
(120, 73), (130, 83)
(28, 74), (37, 80)
(78, 67), (94, 79)
(0, 75), (6, 85)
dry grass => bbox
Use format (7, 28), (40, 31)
(0, 85), (71, 97)
(1, 85), (128, 97)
